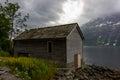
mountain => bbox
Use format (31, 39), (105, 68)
(81, 13), (120, 46)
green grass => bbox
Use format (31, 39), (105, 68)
(0, 57), (56, 80)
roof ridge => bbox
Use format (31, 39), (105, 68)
(29, 23), (78, 31)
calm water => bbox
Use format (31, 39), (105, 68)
(83, 46), (120, 69)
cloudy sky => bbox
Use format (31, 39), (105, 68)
(2, 0), (120, 28)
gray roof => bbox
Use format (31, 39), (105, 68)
(14, 23), (84, 40)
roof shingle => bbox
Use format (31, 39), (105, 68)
(14, 23), (80, 40)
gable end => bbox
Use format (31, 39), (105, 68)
(67, 23), (84, 40)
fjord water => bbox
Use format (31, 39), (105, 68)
(83, 46), (120, 69)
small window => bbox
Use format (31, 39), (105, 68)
(47, 41), (52, 53)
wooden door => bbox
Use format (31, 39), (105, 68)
(74, 53), (81, 68)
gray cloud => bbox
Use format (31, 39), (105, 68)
(79, 0), (120, 25)
(22, 0), (66, 28)
(1, 0), (120, 28)
(3, 0), (66, 28)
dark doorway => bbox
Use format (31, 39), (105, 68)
(18, 53), (29, 57)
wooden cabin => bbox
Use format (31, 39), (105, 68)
(13, 23), (84, 68)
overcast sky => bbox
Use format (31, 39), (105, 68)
(2, 0), (120, 28)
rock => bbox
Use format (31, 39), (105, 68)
(0, 73), (18, 80)
(54, 68), (75, 80)
(0, 67), (11, 72)
(0, 67), (10, 75)
(54, 65), (120, 80)
(0, 67), (21, 80)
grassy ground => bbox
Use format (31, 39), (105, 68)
(0, 57), (56, 80)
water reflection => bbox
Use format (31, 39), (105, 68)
(83, 46), (120, 69)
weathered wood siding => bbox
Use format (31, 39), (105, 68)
(66, 26), (83, 67)
(14, 39), (66, 67)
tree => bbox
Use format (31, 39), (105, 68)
(0, 13), (10, 40)
(0, 7), (11, 51)
(0, 0), (29, 40)
(0, 13), (12, 55)
(0, 0), (29, 54)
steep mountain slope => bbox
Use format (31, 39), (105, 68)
(81, 13), (120, 46)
